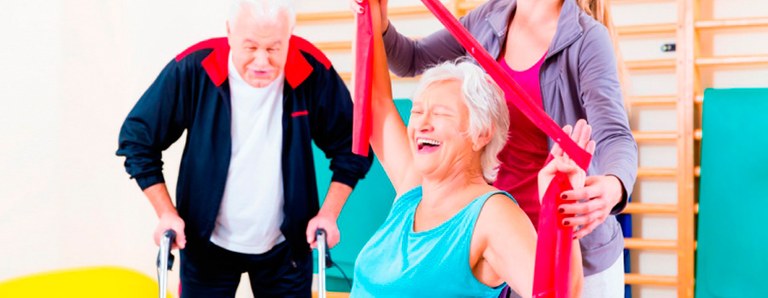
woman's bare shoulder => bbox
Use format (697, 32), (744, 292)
(477, 192), (536, 238)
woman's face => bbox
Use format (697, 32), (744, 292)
(408, 80), (478, 179)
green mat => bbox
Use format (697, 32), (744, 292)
(696, 88), (768, 298)
(311, 99), (412, 292)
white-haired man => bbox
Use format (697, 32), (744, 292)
(117, 0), (372, 296)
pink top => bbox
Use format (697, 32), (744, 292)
(493, 53), (549, 229)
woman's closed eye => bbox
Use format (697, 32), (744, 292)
(430, 107), (455, 117)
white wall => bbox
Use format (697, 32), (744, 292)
(0, 0), (228, 294)
(1, 0), (64, 278)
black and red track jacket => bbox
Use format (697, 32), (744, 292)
(117, 36), (372, 255)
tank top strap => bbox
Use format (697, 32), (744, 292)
(453, 189), (518, 245)
(464, 189), (518, 216)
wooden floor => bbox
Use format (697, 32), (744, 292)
(312, 291), (350, 298)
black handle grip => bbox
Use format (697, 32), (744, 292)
(315, 228), (333, 267)
(157, 229), (176, 270)
(164, 229), (177, 244)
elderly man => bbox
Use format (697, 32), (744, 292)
(116, 0), (372, 296)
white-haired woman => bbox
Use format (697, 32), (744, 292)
(349, 3), (592, 297)
(352, 0), (637, 294)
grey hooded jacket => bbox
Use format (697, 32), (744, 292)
(383, 0), (638, 276)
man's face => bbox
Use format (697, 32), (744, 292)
(227, 8), (292, 88)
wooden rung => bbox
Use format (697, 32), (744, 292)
(696, 55), (768, 66)
(316, 41), (351, 52)
(312, 292), (351, 298)
(694, 129), (702, 140)
(339, 72), (420, 82)
(695, 95), (704, 104)
(297, 6), (431, 23)
(612, 0), (674, 4)
(629, 95), (677, 106)
(695, 166), (701, 177)
(623, 202), (677, 214)
(625, 238), (677, 250)
(617, 23), (676, 35)
(696, 17), (768, 29)
(627, 58), (676, 71)
(457, 1), (483, 12)
(625, 273), (677, 286)
(638, 167), (677, 178)
(633, 131), (678, 142)
(297, 10), (352, 23)
(317, 36), (425, 52)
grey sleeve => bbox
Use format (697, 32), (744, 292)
(381, 19), (468, 77)
(578, 25), (638, 214)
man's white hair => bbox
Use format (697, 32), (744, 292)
(229, 0), (296, 29)
(413, 60), (510, 183)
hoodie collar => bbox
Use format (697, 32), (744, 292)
(485, 0), (585, 58)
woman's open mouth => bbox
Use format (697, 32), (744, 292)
(416, 137), (441, 153)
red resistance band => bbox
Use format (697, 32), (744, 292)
(533, 172), (576, 298)
(351, 0), (374, 156)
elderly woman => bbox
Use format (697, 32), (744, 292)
(349, 3), (593, 297)
(353, 0), (637, 294)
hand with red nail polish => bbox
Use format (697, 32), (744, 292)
(559, 175), (623, 239)
(538, 119), (599, 237)
(537, 119), (595, 204)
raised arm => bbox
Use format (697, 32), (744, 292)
(368, 0), (420, 195)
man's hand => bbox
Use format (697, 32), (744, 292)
(143, 183), (186, 250)
(560, 175), (623, 239)
(307, 182), (352, 249)
(306, 211), (341, 249)
(154, 211), (186, 250)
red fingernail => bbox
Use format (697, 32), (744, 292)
(558, 208), (565, 213)
(561, 194), (567, 199)
(563, 220), (570, 226)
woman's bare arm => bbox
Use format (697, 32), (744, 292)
(478, 195), (537, 298)
(368, 0), (420, 196)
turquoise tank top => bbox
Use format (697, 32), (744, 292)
(351, 186), (518, 297)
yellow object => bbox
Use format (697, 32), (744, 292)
(0, 266), (168, 298)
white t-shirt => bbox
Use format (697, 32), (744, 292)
(210, 53), (286, 254)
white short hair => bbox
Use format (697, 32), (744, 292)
(229, 0), (296, 29)
(413, 60), (510, 183)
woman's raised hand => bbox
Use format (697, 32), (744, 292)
(350, 0), (389, 32)
(538, 119), (596, 201)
